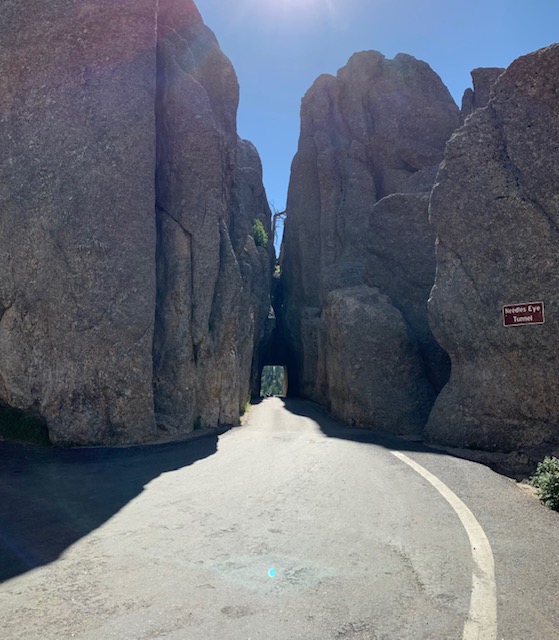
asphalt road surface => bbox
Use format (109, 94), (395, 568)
(1, 397), (558, 640)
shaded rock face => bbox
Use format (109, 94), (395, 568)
(427, 44), (559, 452)
(366, 193), (450, 392)
(461, 67), (505, 118)
(153, 3), (273, 434)
(321, 287), (435, 434)
(0, 0), (272, 444)
(0, 0), (159, 445)
(231, 141), (275, 411)
(281, 51), (460, 433)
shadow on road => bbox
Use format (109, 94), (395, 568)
(282, 397), (524, 479)
(0, 435), (218, 584)
(283, 397), (432, 453)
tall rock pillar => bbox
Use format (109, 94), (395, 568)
(0, 0), (273, 445)
(281, 51), (460, 434)
(427, 44), (559, 452)
(0, 1), (159, 444)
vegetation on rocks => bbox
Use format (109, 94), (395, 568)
(252, 219), (269, 247)
(530, 457), (559, 511)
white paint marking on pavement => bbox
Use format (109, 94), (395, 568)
(391, 451), (497, 640)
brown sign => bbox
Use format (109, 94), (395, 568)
(503, 301), (545, 327)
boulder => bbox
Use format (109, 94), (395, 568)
(321, 287), (435, 434)
(427, 44), (559, 452)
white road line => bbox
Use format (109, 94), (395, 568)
(391, 451), (497, 640)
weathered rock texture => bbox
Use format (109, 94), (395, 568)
(427, 44), (559, 452)
(461, 67), (505, 118)
(321, 287), (435, 431)
(281, 51), (460, 434)
(365, 193), (449, 393)
(0, 0), (272, 445)
(232, 141), (275, 411)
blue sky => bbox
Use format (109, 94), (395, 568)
(195, 0), (559, 222)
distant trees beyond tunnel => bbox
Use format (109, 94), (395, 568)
(260, 366), (287, 397)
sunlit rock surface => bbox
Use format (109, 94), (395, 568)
(460, 67), (505, 119)
(281, 50), (460, 433)
(0, 0), (272, 444)
(427, 44), (559, 452)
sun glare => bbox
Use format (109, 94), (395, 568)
(262, 0), (337, 22)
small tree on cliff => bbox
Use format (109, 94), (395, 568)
(252, 219), (269, 247)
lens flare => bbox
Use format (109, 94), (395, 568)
(257, 0), (338, 23)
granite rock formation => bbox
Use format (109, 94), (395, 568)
(281, 51), (461, 433)
(461, 67), (505, 118)
(232, 141), (275, 411)
(365, 193), (449, 392)
(0, 0), (272, 445)
(427, 44), (559, 452)
(321, 287), (435, 433)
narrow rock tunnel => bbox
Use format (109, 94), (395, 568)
(258, 332), (298, 395)
(251, 274), (300, 400)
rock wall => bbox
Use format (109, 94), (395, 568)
(365, 193), (449, 392)
(281, 51), (461, 434)
(232, 141), (275, 411)
(0, 0), (273, 445)
(427, 44), (559, 452)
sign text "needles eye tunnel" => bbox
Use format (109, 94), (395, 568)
(502, 301), (545, 327)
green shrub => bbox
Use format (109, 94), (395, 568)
(252, 219), (269, 247)
(530, 456), (559, 510)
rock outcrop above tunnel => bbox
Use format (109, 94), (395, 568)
(0, 0), (272, 445)
(460, 67), (505, 118)
(427, 44), (559, 452)
(281, 51), (460, 433)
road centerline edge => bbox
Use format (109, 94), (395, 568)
(391, 450), (497, 640)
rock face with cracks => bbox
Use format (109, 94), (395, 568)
(427, 44), (559, 452)
(365, 193), (450, 393)
(0, 0), (272, 445)
(281, 50), (460, 434)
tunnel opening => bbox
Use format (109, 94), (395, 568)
(260, 365), (288, 397)
(0, 404), (51, 446)
(251, 267), (301, 400)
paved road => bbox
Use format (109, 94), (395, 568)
(1, 397), (558, 639)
